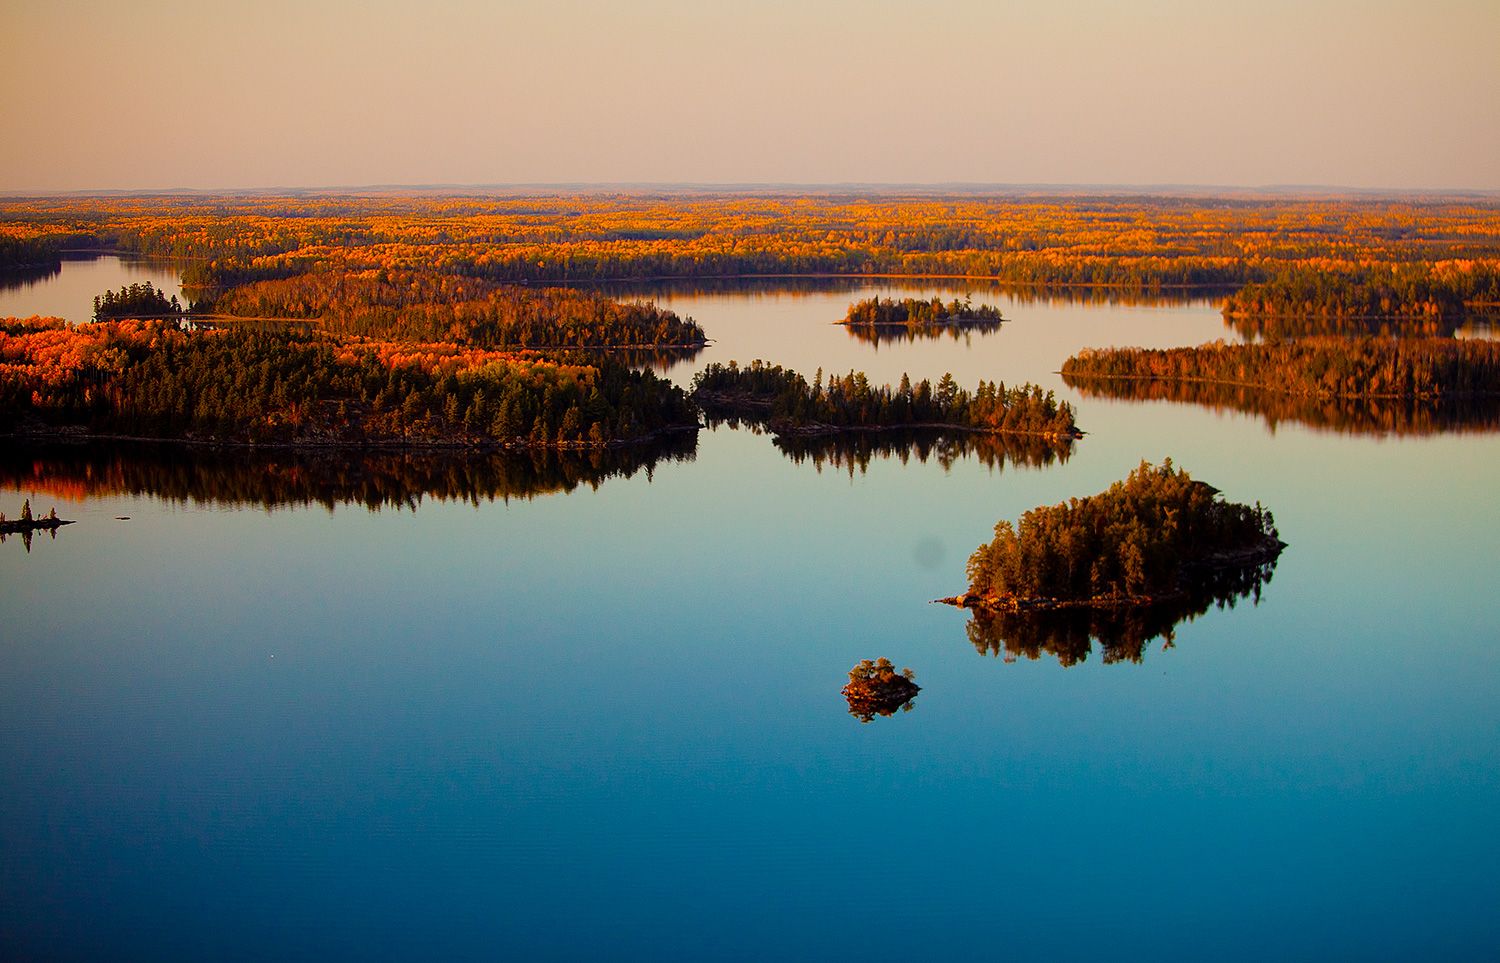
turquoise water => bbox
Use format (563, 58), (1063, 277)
(3, 262), (1498, 960)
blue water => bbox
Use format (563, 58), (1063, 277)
(3, 263), (1498, 960)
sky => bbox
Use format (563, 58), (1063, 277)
(2, 0), (1497, 192)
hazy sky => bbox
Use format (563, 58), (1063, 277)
(3, 0), (1497, 191)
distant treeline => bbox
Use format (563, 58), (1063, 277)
(94, 282), (182, 319)
(1223, 263), (1500, 320)
(1, 318), (696, 447)
(0, 233), (95, 271)
(0, 438), (697, 511)
(692, 360), (1078, 438)
(963, 460), (1282, 605)
(1061, 337), (1500, 400)
(200, 270), (707, 349)
(841, 295), (1004, 327)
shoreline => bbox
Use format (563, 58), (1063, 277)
(0, 422), (700, 454)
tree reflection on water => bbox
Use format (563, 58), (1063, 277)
(0, 436), (697, 511)
(963, 555), (1279, 667)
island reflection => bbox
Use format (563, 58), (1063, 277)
(964, 555), (1278, 667)
(1063, 377), (1500, 436)
(0, 438), (696, 511)
(841, 317), (1003, 347)
(774, 428), (1071, 474)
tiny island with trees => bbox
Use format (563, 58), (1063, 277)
(842, 658), (920, 722)
(947, 460), (1284, 613)
(839, 295), (1005, 341)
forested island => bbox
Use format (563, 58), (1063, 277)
(93, 282), (183, 320)
(0, 317), (697, 449)
(949, 460), (1283, 611)
(691, 360), (1079, 439)
(198, 269), (707, 351)
(1061, 338), (1500, 402)
(840, 295), (1003, 332)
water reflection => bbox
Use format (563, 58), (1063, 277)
(0, 438), (697, 510)
(962, 555), (1278, 667)
(841, 317), (1004, 347)
(773, 428), (1072, 475)
(1223, 312), (1477, 341)
(0, 264), (63, 292)
(1062, 376), (1500, 436)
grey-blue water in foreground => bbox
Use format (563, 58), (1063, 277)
(2, 262), (1497, 961)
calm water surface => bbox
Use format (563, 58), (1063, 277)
(3, 261), (1498, 960)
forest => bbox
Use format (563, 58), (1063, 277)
(691, 360), (1078, 438)
(2, 192), (1497, 319)
(0, 317), (697, 448)
(960, 460), (1283, 606)
(199, 269), (706, 349)
(1061, 337), (1500, 401)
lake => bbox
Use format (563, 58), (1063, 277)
(3, 258), (1498, 960)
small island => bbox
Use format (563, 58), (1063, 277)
(839, 296), (1005, 343)
(0, 500), (74, 552)
(0, 500), (72, 534)
(691, 360), (1080, 440)
(945, 459), (1284, 612)
(842, 658), (920, 722)
(94, 282), (183, 320)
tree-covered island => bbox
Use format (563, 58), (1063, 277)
(840, 295), (1004, 330)
(93, 282), (183, 320)
(947, 460), (1284, 611)
(0, 317), (697, 449)
(691, 360), (1079, 440)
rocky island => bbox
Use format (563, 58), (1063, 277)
(842, 658), (921, 722)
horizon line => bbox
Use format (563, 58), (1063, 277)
(3, 181), (1499, 200)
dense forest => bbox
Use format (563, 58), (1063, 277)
(0, 438), (696, 511)
(200, 269), (706, 349)
(691, 360), (1078, 438)
(3, 193), (1497, 318)
(0, 317), (697, 447)
(1061, 337), (1500, 401)
(93, 282), (182, 320)
(961, 460), (1283, 606)
(1223, 262), (1500, 320)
